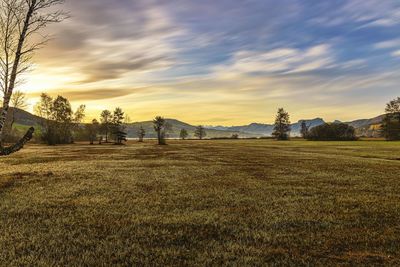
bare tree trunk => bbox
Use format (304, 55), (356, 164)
(0, 1), (36, 155)
(0, 127), (34, 155)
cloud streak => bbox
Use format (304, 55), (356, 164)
(19, 0), (400, 125)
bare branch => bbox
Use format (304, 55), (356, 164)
(0, 0), (66, 155)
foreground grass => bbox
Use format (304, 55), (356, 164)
(1, 140), (400, 266)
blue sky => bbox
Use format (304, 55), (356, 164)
(23, 0), (400, 124)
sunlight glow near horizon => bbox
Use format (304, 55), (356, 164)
(20, 0), (400, 125)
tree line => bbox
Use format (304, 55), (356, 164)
(5, 94), (399, 148)
(272, 96), (400, 141)
(1, 0), (399, 158)
(29, 93), (212, 146)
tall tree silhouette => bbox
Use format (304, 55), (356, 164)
(382, 97), (400, 140)
(0, 0), (66, 155)
(100, 110), (112, 143)
(300, 120), (310, 139)
(194, 125), (206, 140)
(273, 108), (291, 140)
(153, 116), (167, 145)
(138, 126), (146, 142)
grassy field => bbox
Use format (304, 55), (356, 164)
(1, 140), (400, 266)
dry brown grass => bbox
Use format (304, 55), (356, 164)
(1, 140), (400, 266)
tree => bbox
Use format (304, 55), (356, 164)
(34, 94), (85, 145)
(0, 0), (66, 155)
(34, 93), (53, 119)
(85, 119), (99, 145)
(300, 120), (310, 139)
(153, 116), (166, 145)
(74, 105), (86, 124)
(138, 126), (145, 142)
(114, 130), (127, 145)
(52, 95), (73, 144)
(231, 134), (239, 139)
(307, 123), (357, 141)
(111, 107), (125, 144)
(381, 97), (400, 141)
(112, 107), (124, 126)
(2, 90), (27, 141)
(100, 110), (112, 143)
(272, 108), (291, 140)
(179, 128), (188, 140)
(9, 90), (27, 128)
(194, 125), (206, 140)
(34, 93), (54, 143)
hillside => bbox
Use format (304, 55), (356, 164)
(9, 108), (385, 138)
(346, 115), (385, 137)
(207, 118), (325, 137)
(125, 119), (255, 139)
(4, 107), (44, 126)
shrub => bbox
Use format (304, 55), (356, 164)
(306, 123), (358, 141)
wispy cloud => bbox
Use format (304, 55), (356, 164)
(308, 0), (400, 29)
(213, 44), (335, 76)
(374, 39), (400, 49)
(35, 0), (184, 84)
(19, 0), (400, 124)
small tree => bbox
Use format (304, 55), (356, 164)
(231, 134), (239, 139)
(34, 93), (54, 143)
(111, 107), (125, 143)
(52, 95), (73, 144)
(300, 120), (310, 139)
(34, 93), (85, 145)
(100, 110), (112, 143)
(112, 107), (124, 126)
(381, 97), (400, 141)
(153, 116), (166, 145)
(85, 119), (99, 145)
(9, 91), (27, 128)
(179, 128), (188, 140)
(138, 126), (146, 142)
(114, 130), (127, 145)
(194, 125), (207, 140)
(2, 90), (27, 142)
(273, 108), (291, 140)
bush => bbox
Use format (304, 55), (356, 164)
(231, 134), (239, 139)
(306, 123), (358, 141)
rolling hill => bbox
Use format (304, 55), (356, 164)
(207, 118), (326, 137)
(125, 119), (255, 139)
(9, 108), (385, 138)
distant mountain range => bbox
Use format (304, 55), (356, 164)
(207, 115), (385, 137)
(10, 108), (384, 138)
(123, 119), (253, 139)
(207, 118), (326, 137)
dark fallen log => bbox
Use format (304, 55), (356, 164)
(0, 127), (34, 156)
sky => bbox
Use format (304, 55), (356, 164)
(20, 0), (400, 125)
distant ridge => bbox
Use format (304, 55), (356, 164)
(10, 108), (384, 138)
(207, 118), (325, 137)
(207, 116), (385, 137)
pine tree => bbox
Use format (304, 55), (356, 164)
(111, 107), (125, 144)
(272, 108), (291, 140)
